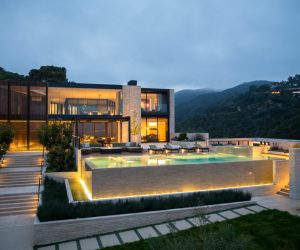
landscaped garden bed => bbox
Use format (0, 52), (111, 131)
(37, 178), (251, 222)
(102, 209), (300, 250)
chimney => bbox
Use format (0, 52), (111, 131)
(127, 80), (137, 86)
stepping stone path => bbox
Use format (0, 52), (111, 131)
(34, 205), (267, 250)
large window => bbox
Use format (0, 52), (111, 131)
(10, 82), (28, 120)
(48, 87), (122, 116)
(141, 117), (168, 142)
(29, 83), (47, 120)
(141, 92), (168, 114)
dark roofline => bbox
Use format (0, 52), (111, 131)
(0, 80), (171, 91)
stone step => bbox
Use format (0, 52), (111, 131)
(1, 165), (41, 168)
(0, 203), (38, 212)
(0, 175), (40, 180)
(0, 208), (37, 216)
(277, 190), (289, 197)
(0, 193), (37, 200)
(0, 196), (38, 204)
(0, 198), (38, 209)
(0, 183), (39, 188)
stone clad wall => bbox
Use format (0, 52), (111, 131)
(169, 89), (175, 138)
(289, 148), (300, 199)
(122, 85), (141, 143)
(89, 160), (274, 199)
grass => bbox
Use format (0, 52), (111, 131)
(37, 178), (251, 222)
(102, 210), (300, 250)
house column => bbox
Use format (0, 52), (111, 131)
(289, 148), (300, 199)
(122, 85), (141, 143)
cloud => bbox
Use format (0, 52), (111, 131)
(0, 0), (300, 90)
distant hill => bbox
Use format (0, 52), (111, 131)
(175, 80), (274, 125)
(176, 75), (300, 139)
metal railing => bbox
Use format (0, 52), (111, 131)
(37, 156), (44, 204)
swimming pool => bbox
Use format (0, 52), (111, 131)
(86, 153), (280, 169)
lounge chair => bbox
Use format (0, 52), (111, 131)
(164, 143), (181, 153)
(149, 145), (164, 154)
(124, 142), (143, 153)
(194, 143), (210, 152)
(81, 143), (92, 155)
(180, 144), (197, 152)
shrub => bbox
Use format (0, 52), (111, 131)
(194, 134), (205, 141)
(0, 123), (15, 146)
(177, 133), (188, 141)
(38, 178), (252, 222)
(0, 143), (8, 159)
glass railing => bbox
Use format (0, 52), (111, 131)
(141, 103), (168, 114)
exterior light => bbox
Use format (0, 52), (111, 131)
(79, 180), (92, 200)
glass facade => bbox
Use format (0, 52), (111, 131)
(141, 117), (169, 142)
(0, 80), (171, 150)
(141, 92), (168, 114)
(48, 87), (122, 116)
(0, 81), (8, 121)
(1, 81), (47, 150)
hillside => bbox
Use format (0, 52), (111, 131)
(176, 75), (300, 139)
(175, 80), (273, 124)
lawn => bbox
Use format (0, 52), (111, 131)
(102, 210), (300, 250)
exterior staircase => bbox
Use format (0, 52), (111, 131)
(0, 152), (42, 216)
(277, 185), (290, 197)
(0, 193), (39, 216)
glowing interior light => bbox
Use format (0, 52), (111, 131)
(157, 159), (166, 165)
(79, 180), (92, 200)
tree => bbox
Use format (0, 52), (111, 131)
(37, 122), (75, 172)
(28, 66), (68, 82)
(0, 123), (15, 146)
(0, 67), (25, 80)
(0, 123), (15, 159)
(37, 122), (73, 150)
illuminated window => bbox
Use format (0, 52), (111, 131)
(141, 117), (168, 142)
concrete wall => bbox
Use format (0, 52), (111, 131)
(122, 85), (141, 143)
(209, 137), (300, 149)
(44, 172), (79, 183)
(273, 159), (289, 193)
(289, 148), (300, 199)
(86, 160), (274, 199)
(215, 146), (251, 156)
(34, 200), (256, 246)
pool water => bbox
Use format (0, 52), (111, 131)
(86, 153), (281, 169)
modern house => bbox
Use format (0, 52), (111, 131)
(0, 80), (175, 150)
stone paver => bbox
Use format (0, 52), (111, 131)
(207, 213), (225, 222)
(38, 246), (56, 250)
(188, 217), (210, 226)
(80, 237), (99, 250)
(119, 230), (140, 243)
(100, 234), (120, 248)
(233, 207), (254, 215)
(219, 210), (240, 219)
(58, 241), (78, 250)
(253, 195), (300, 216)
(247, 205), (267, 213)
(173, 220), (193, 230)
(154, 223), (173, 235)
(137, 226), (159, 239)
